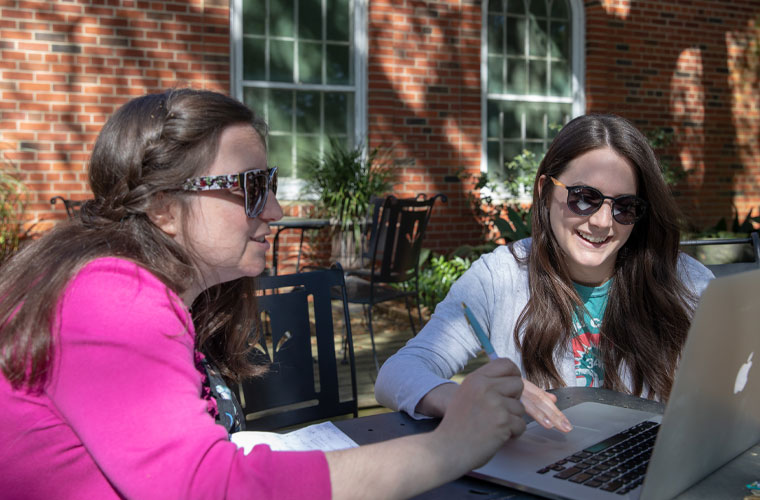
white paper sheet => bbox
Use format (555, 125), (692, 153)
(231, 421), (359, 455)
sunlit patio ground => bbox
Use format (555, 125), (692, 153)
(332, 300), (489, 416)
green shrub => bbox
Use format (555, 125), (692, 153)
(417, 253), (472, 312)
(0, 148), (28, 264)
(300, 139), (395, 268)
(300, 139), (394, 237)
(706, 209), (759, 236)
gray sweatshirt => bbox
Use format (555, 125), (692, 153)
(374, 239), (714, 418)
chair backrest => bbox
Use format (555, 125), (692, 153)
(680, 231), (760, 277)
(237, 265), (357, 431)
(50, 196), (85, 219)
(363, 193), (447, 283)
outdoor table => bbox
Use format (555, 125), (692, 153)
(334, 387), (760, 499)
(270, 217), (330, 275)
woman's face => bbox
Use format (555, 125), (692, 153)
(544, 147), (638, 285)
(178, 124), (282, 292)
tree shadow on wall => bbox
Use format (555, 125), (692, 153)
(13, 1), (227, 224)
(367, 0), (486, 250)
(589, 1), (755, 231)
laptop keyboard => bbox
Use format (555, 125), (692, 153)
(536, 420), (660, 495)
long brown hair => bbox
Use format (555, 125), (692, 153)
(514, 114), (696, 401)
(0, 88), (268, 390)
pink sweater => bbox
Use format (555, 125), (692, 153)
(0, 257), (331, 499)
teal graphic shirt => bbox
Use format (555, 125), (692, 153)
(571, 280), (611, 387)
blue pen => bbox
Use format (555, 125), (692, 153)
(462, 302), (498, 360)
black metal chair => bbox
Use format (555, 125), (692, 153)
(50, 196), (85, 219)
(680, 231), (760, 277)
(237, 265), (358, 431)
(338, 193), (447, 371)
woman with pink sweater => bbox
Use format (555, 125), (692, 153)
(0, 88), (526, 499)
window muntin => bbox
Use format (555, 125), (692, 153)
(239, 0), (358, 196)
(484, 0), (576, 182)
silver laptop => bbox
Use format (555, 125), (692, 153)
(471, 269), (760, 500)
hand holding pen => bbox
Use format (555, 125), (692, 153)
(462, 302), (573, 433)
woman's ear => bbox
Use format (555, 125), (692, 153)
(537, 174), (548, 199)
(147, 193), (181, 237)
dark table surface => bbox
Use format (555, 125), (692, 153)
(334, 388), (760, 499)
(269, 217), (331, 274)
(271, 216), (331, 230)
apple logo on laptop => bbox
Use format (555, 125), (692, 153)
(734, 352), (753, 394)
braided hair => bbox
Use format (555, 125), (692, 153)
(0, 88), (268, 389)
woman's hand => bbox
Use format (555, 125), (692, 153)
(521, 378), (573, 432)
(433, 358), (527, 470)
(326, 359), (528, 500)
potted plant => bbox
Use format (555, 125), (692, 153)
(0, 146), (30, 264)
(300, 139), (395, 269)
(681, 210), (760, 265)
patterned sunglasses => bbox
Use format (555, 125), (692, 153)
(550, 176), (647, 225)
(181, 167), (278, 218)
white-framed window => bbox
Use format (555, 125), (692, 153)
(231, 0), (367, 200)
(481, 0), (584, 185)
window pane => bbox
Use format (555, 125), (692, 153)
(243, 37), (266, 80)
(528, 59), (547, 95)
(551, 0), (569, 19)
(551, 60), (571, 96)
(487, 56), (504, 94)
(530, 0), (547, 17)
(550, 21), (569, 59)
(270, 0), (295, 37)
(502, 105), (521, 138)
(529, 16), (548, 56)
(507, 0), (525, 15)
(327, 0), (350, 41)
(299, 41), (322, 84)
(243, 86), (267, 117)
(488, 15), (505, 54)
(269, 89), (293, 132)
(486, 100), (501, 138)
(325, 92), (351, 134)
(242, 0), (265, 35)
(525, 105), (546, 139)
(506, 16), (526, 56)
(506, 58), (527, 94)
(324, 136), (349, 156)
(296, 91), (320, 134)
(525, 140), (544, 155)
(299, 0), (322, 39)
(268, 134), (294, 177)
(487, 141), (502, 176)
(488, 0), (503, 13)
(326, 44), (350, 84)
(270, 40), (294, 82)
(547, 103), (570, 137)
(503, 140), (523, 166)
(297, 134), (321, 167)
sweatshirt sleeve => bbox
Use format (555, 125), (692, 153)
(677, 251), (715, 301)
(47, 258), (331, 500)
(375, 244), (525, 418)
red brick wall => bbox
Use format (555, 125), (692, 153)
(3, 0), (760, 269)
(585, 0), (760, 230)
(367, 0), (484, 253)
(367, 0), (760, 244)
(0, 0), (231, 232)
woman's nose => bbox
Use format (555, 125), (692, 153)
(587, 199), (614, 227)
(259, 189), (283, 222)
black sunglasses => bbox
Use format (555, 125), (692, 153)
(181, 167), (278, 218)
(550, 176), (647, 225)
